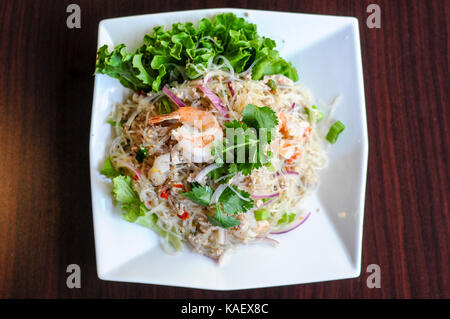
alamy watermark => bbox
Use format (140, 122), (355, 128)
(366, 264), (381, 288)
(366, 4), (381, 29)
(66, 264), (81, 288)
(66, 4), (81, 29)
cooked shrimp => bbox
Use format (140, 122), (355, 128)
(149, 107), (223, 163)
(149, 153), (170, 186)
(278, 112), (311, 159)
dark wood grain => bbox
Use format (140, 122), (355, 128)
(0, 0), (448, 298)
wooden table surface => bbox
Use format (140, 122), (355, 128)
(0, 0), (448, 299)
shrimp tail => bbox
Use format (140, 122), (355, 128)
(149, 111), (180, 125)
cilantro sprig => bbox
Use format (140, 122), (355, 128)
(211, 104), (278, 178)
(181, 183), (214, 206)
(207, 204), (241, 229)
(181, 183), (253, 228)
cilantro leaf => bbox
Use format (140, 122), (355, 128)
(181, 183), (254, 228)
(100, 157), (120, 178)
(207, 164), (229, 182)
(207, 204), (241, 229)
(219, 186), (253, 215)
(242, 104), (278, 143)
(181, 183), (214, 206)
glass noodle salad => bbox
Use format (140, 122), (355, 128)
(95, 13), (344, 263)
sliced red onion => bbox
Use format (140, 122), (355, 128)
(199, 84), (229, 118)
(285, 170), (299, 175)
(291, 102), (296, 110)
(162, 86), (185, 108)
(251, 192), (280, 199)
(262, 199), (275, 207)
(227, 81), (235, 97)
(120, 161), (141, 179)
(210, 184), (228, 204)
(270, 211), (311, 235)
(194, 163), (218, 183)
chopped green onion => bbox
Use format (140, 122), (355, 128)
(288, 213), (296, 223)
(326, 121), (345, 144)
(158, 96), (172, 114)
(277, 213), (287, 225)
(107, 119), (125, 126)
(267, 79), (277, 93)
(254, 208), (269, 221)
(264, 161), (276, 172)
(277, 212), (296, 225)
(305, 105), (323, 123)
(135, 146), (148, 163)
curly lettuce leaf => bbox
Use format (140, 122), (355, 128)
(100, 157), (120, 178)
(95, 13), (298, 92)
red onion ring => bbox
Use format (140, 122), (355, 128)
(251, 192), (280, 199)
(198, 84), (229, 118)
(227, 81), (235, 97)
(119, 162), (142, 179)
(162, 86), (185, 108)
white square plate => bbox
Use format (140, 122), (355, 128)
(90, 8), (368, 290)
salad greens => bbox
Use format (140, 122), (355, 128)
(95, 13), (298, 92)
(100, 157), (120, 178)
(111, 175), (148, 222)
(100, 158), (182, 250)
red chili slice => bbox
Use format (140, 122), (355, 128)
(177, 211), (189, 220)
(160, 189), (169, 199)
